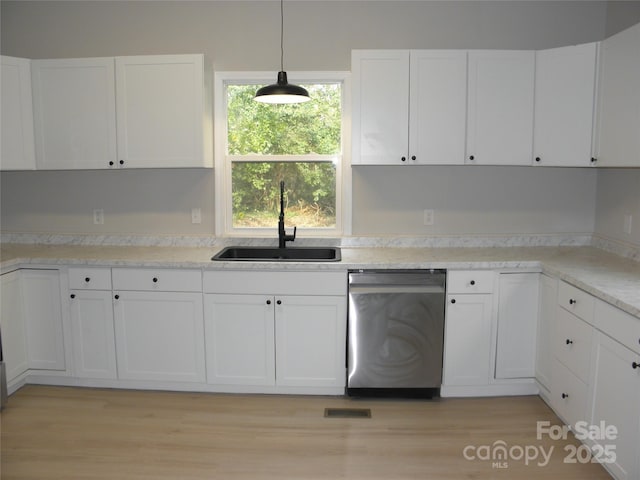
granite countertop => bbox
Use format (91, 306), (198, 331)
(1, 243), (639, 318)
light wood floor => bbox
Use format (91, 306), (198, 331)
(1, 386), (611, 479)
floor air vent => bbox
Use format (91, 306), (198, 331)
(324, 408), (371, 418)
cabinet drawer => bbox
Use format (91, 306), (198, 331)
(595, 299), (640, 355)
(112, 268), (202, 292)
(69, 267), (112, 290)
(203, 271), (347, 296)
(447, 270), (494, 294)
(557, 280), (594, 324)
(554, 307), (593, 382)
(550, 360), (588, 427)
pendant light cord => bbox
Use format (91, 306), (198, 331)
(280, 0), (285, 72)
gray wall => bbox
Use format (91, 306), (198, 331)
(353, 166), (597, 236)
(595, 169), (640, 247)
(0, 1), (633, 239)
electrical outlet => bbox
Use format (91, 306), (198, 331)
(423, 209), (434, 226)
(191, 208), (202, 224)
(93, 209), (104, 225)
(623, 214), (633, 235)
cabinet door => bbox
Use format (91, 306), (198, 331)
(204, 294), (275, 386)
(351, 50), (410, 165)
(409, 50), (467, 165)
(21, 270), (66, 370)
(69, 290), (117, 379)
(554, 307), (593, 383)
(466, 51), (535, 165)
(1, 56), (35, 171)
(535, 274), (557, 391)
(275, 295), (346, 388)
(113, 291), (205, 382)
(115, 54), (210, 168)
(495, 273), (539, 379)
(443, 294), (493, 386)
(533, 43), (598, 167)
(588, 332), (640, 480)
(31, 58), (117, 169)
(0, 271), (29, 381)
(550, 359), (588, 427)
(596, 23), (640, 167)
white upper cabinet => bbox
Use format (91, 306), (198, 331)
(409, 50), (467, 165)
(533, 42), (599, 167)
(32, 57), (117, 170)
(596, 22), (640, 167)
(352, 50), (467, 165)
(31, 54), (212, 170)
(1, 56), (36, 170)
(115, 54), (212, 168)
(466, 50), (535, 165)
(351, 50), (410, 165)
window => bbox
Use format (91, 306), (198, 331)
(215, 72), (350, 237)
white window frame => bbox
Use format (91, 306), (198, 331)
(214, 71), (351, 238)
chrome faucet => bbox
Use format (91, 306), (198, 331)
(278, 180), (296, 248)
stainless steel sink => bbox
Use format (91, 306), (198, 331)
(211, 246), (341, 262)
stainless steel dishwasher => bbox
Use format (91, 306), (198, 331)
(347, 269), (446, 398)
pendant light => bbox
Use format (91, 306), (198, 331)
(254, 0), (310, 104)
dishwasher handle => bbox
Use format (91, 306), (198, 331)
(349, 284), (445, 294)
(349, 270), (446, 290)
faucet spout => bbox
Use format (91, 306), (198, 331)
(278, 181), (296, 248)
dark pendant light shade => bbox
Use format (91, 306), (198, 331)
(255, 71), (310, 104)
(254, 0), (310, 104)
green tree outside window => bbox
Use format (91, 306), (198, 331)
(227, 84), (341, 228)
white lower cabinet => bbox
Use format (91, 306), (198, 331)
(588, 332), (640, 480)
(537, 279), (640, 480)
(113, 290), (205, 383)
(204, 293), (346, 390)
(495, 273), (539, 379)
(202, 270), (347, 393)
(0, 271), (29, 382)
(275, 295), (347, 388)
(443, 293), (493, 386)
(69, 290), (117, 379)
(204, 294), (275, 386)
(444, 270), (539, 396)
(21, 269), (66, 371)
(548, 281), (595, 427)
(550, 360), (589, 428)
(0, 268), (68, 389)
(68, 267), (116, 379)
(587, 299), (640, 480)
(535, 274), (557, 393)
(549, 309), (593, 427)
